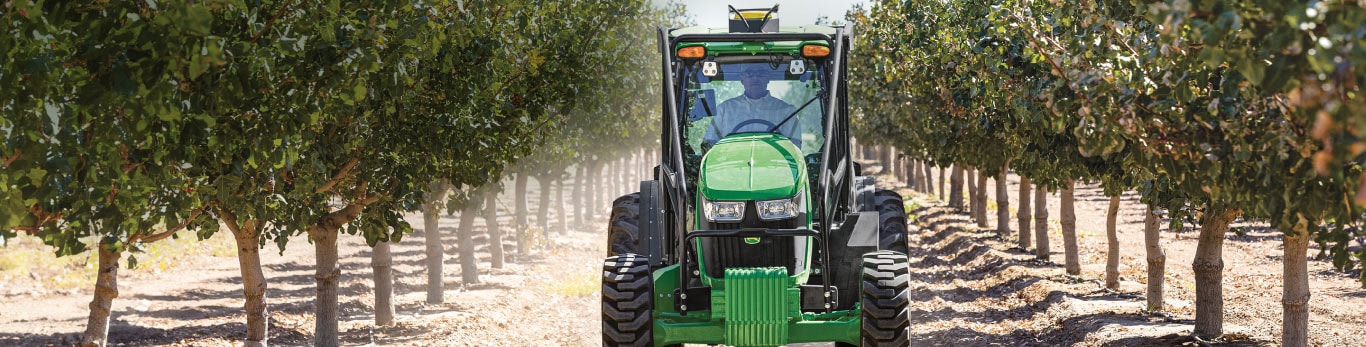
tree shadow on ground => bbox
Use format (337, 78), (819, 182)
(92, 239), (528, 346)
(0, 319), (316, 347)
(921, 276), (1047, 305)
(915, 286), (1068, 324)
(1033, 312), (1270, 346)
(907, 325), (1037, 346)
(1100, 334), (1270, 347)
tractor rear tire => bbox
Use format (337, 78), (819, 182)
(602, 254), (654, 347)
(874, 190), (909, 254)
(859, 251), (911, 346)
(606, 193), (641, 257)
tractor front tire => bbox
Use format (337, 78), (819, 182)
(602, 254), (654, 347)
(606, 193), (641, 257)
(859, 250), (911, 346)
(874, 190), (909, 254)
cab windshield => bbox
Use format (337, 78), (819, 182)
(680, 56), (827, 155)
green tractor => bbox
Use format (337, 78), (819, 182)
(603, 6), (910, 346)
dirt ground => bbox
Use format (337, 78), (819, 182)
(0, 177), (612, 347)
(1, 161), (1364, 346)
(897, 167), (1366, 346)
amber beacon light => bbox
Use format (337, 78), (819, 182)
(677, 46), (706, 59)
(802, 44), (830, 58)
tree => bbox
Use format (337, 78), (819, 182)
(1, 2), (239, 345)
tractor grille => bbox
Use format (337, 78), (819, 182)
(700, 203), (802, 278)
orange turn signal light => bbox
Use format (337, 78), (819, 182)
(677, 46), (706, 59)
(802, 44), (830, 58)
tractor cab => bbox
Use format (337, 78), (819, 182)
(601, 6), (913, 347)
(681, 52), (828, 154)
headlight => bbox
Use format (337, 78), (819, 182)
(756, 191), (802, 221)
(704, 200), (745, 222)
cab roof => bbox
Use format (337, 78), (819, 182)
(669, 25), (841, 56)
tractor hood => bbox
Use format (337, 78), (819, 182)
(699, 133), (806, 201)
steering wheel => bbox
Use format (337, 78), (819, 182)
(730, 119), (778, 134)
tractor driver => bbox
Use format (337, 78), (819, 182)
(704, 64), (801, 149)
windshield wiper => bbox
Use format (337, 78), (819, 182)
(768, 92), (823, 134)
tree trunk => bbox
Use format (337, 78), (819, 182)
(226, 218), (269, 347)
(1282, 216), (1312, 347)
(966, 167), (978, 218)
(899, 157), (909, 186)
(614, 157), (624, 197)
(459, 202), (480, 285)
(623, 156), (631, 194)
(1017, 176), (1032, 249)
(889, 151), (898, 179)
(423, 198), (444, 304)
(996, 165), (1010, 237)
(910, 161), (921, 192)
(938, 166), (946, 200)
(906, 158), (913, 186)
(597, 161), (607, 216)
(894, 152), (903, 179)
(538, 176), (553, 237)
(910, 161), (919, 191)
(976, 170), (989, 228)
(556, 176), (569, 234)
(638, 149), (647, 184)
(588, 162), (600, 219)
(949, 166), (964, 210)
(879, 145), (893, 174)
(611, 158), (620, 199)
(617, 157), (624, 196)
(1034, 186), (1050, 261)
(606, 158), (616, 199)
(308, 225), (341, 347)
(971, 168), (982, 223)
(515, 170), (529, 253)
(897, 152), (905, 179)
(1192, 207), (1239, 339)
(851, 138), (859, 160)
(912, 161), (923, 192)
(1143, 206), (1165, 311)
(1105, 194), (1121, 290)
(80, 246), (120, 347)
(484, 191), (505, 268)
(923, 162), (933, 194)
(868, 145), (879, 172)
(575, 165), (586, 227)
(371, 241), (395, 326)
(1061, 180), (1080, 275)
(621, 156), (630, 195)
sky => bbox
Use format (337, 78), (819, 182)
(657, 0), (870, 27)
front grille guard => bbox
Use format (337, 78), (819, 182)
(674, 228), (834, 314)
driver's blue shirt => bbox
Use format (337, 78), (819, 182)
(705, 94), (800, 148)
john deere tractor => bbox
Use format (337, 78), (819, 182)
(603, 6), (910, 346)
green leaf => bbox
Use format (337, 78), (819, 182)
(1237, 58), (1265, 85)
(26, 168), (46, 186)
(184, 5), (213, 37)
(189, 54), (207, 81)
(354, 85), (368, 102)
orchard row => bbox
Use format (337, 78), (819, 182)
(1, 1), (674, 346)
(845, 1), (1365, 346)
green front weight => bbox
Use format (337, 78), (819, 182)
(652, 266), (861, 346)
